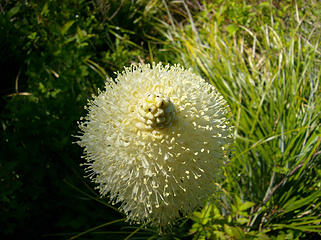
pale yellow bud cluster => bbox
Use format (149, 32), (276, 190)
(136, 92), (176, 130)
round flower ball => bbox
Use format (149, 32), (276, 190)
(77, 63), (232, 227)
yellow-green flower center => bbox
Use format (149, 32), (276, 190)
(135, 92), (176, 130)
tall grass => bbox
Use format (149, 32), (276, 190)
(160, 1), (321, 238)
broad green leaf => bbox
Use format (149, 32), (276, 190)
(239, 201), (255, 211)
(231, 226), (246, 239)
(236, 217), (249, 225)
(224, 224), (233, 236)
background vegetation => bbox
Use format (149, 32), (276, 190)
(0, 0), (320, 239)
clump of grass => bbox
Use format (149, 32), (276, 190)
(160, 1), (321, 238)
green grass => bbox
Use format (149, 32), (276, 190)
(159, 1), (321, 238)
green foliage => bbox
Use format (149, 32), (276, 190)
(161, 0), (321, 239)
(200, 0), (290, 36)
(0, 0), (165, 238)
(190, 198), (267, 239)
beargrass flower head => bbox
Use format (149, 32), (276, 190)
(77, 63), (233, 227)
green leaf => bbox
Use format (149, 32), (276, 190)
(193, 211), (202, 219)
(239, 201), (255, 211)
(236, 217), (248, 225)
(279, 191), (321, 216)
(231, 226), (245, 239)
(224, 224), (233, 236)
(259, 2), (270, 9)
(272, 223), (321, 233)
(213, 205), (222, 219)
(61, 20), (75, 36)
(7, 5), (21, 19)
(28, 32), (37, 41)
(255, 232), (271, 240)
(41, 2), (49, 17)
(84, 59), (108, 80)
(225, 24), (238, 35)
(224, 225), (245, 239)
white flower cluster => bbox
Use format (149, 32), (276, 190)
(77, 63), (232, 227)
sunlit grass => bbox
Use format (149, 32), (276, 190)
(159, 1), (321, 238)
